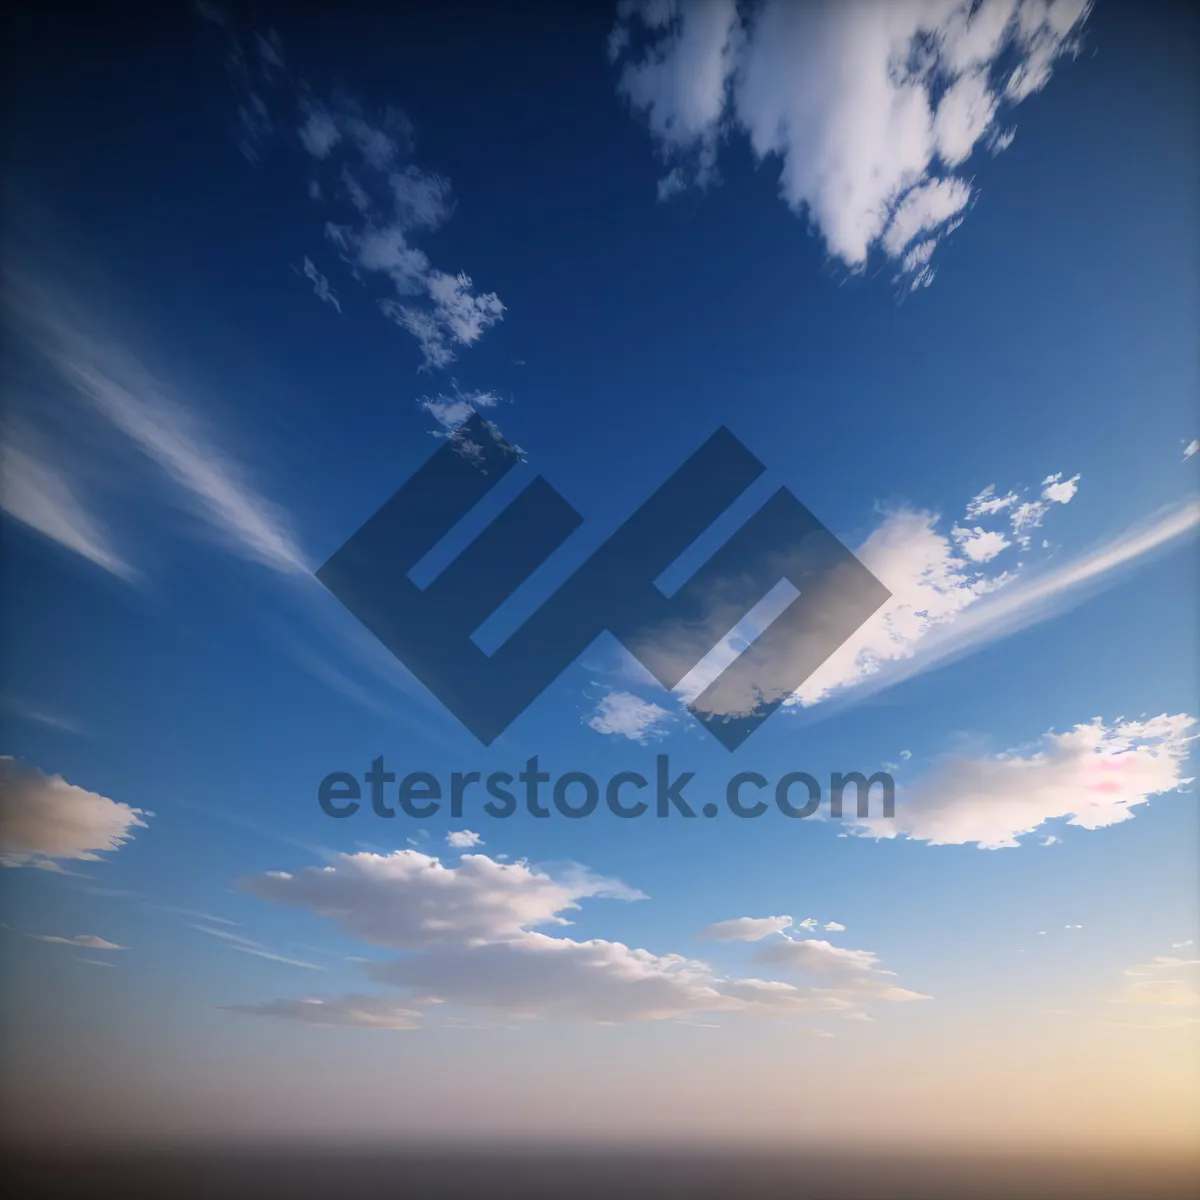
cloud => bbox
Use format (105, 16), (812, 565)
(32, 934), (127, 950)
(300, 91), (504, 369)
(419, 385), (502, 437)
(1184, 439), (1199, 462)
(3, 272), (309, 575)
(950, 524), (1011, 563)
(1108, 952), (1200, 1027)
(789, 504), (1013, 707)
(1008, 472), (1081, 547)
(611, 0), (1092, 284)
(298, 256), (341, 312)
(226, 994), (422, 1029)
(0, 435), (134, 579)
(0, 758), (149, 869)
(751, 936), (931, 1004)
(697, 915), (793, 942)
(845, 497), (1200, 701)
(237, 849), (927, 1028)
(588, 691), (673, 743)
(446, 830), (483, 849)
(198, 19), (505, 369)
(188, 923), (323, 971)
(855, 712), (1196, 849)
(237, 850), (646, 950)
(823, 922), (846, 932)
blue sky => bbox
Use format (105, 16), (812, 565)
(1, 0), (1198, 1153)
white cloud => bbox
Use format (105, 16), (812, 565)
(611, 0), (1092, 283)
(237, 849), (927, 1027)
(32, 934), (127, 950)
(446, 830), (483, 849)
(419, 385), (501, 436)
(823, 921), (846, 932)
(752, 937), (931, 1003)
(790, 505), (1012, 707)
(238, 849), (646, 950)
(951, 523), (1012, 563)
(4, 274), (309, 574)
(0, 758), (149, 869)
(1183, 439), (1199, 462)
(855, 712), (1196, 849)
(0, 436), (134, 579)
(1008, 472), (1080, 547)
(847, 497), (1200, 701)
(1041, 471), (1081, 505)
(298, 92), (504, 369)
(588, 691), (672, 742)
(698, 915), (792, 942)
(797, 918), (818, 930)
(965, 484), (1020, 517)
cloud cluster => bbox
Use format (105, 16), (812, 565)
(0, 758), (149, 870)
(304, 92), (505, 368)
(587, 466), (1099, 735)
(234, 850), (926, 1028)
(856, 713), (1196, 849)
(195, 15), (506, 370)
(611, 0), (1092, 286)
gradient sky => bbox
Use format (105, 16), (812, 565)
(1, 0), (1198, 1155)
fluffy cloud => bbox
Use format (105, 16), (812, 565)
(446, 830), (483, 849)
(611, 0), (1092, 284)
(0, 758), (149, 869)
(588, 691), (672, 742)
(1182, 438), (1198, 462)
(236, 849), (927, 1028)
(856, 713), (1196, 849)
(697, 915), (793, 942)
(753, 936), (932, 1004)
(237, 849), (646, 950)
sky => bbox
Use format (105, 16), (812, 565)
(1, 0), (1198, 1161)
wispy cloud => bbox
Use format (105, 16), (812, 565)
(0, 435), (134, 579)
(4, 271), (309, 575)
(188, 923), (324, 971)
(32, 933), (127, 950)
